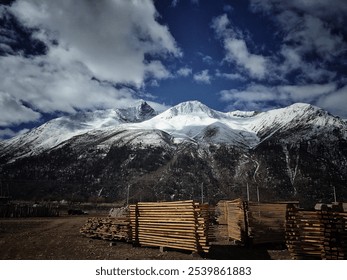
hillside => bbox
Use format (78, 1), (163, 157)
(1, 101), (346, 206)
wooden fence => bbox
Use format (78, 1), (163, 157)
(286, 204), (347, 259)
(0, 204), (59, 218)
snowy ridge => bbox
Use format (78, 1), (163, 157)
(1, 101), (346, 162)
(0, 101), (157, 160)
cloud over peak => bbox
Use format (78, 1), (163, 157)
(0, 0), (181, 128)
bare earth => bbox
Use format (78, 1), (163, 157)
(0, 216), (290, 260)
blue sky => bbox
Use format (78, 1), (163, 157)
(0, 0), (347, 139)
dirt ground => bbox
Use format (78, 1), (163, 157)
(0, 215), (291, 260)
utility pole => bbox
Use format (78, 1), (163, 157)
(256, 185), (260, 203)
(126, 184), (130, 206)
(246, 183), (250, 201)
(201, 183), (204, 204)
(333, 186), (337, 203)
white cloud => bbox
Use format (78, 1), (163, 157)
(278, 13), (345, 62)
(177, 67), (192, 77)
(211, 14), (230, 38)
(171, 0), (179, 7)
(193, 70), (212, 84)
(0, 0), (181, 127)
(211, 14), (269, 80)
(220, 83), (339, 113)
(216, 70), (246, 81)
(171, 0), (198, 7)
(202, 55), (213, 65)
(145, 60), (172, 80)
(0, 54), (139, 115)
(0, 128), (29, 140)
(9, 0), (181, 86)
(250, 0), (347, 24)
(224, 38), (267, 79)
(0, 91), (41, 126)
(317, 85), (347, 118)
(248, 0), (346, 83)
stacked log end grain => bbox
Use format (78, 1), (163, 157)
(247, 202), (288, 245)
(321, 209), (347, 260)
(129, 200), (210, 253)
(80, 217), (131, 242)
(285, 204), (347, 260)
(286, 204), (324, 259)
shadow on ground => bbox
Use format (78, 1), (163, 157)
(205, 243), (288, 260)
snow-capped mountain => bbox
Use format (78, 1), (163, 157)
(0, 101), (346, 205)
(0, 101), (156, 161)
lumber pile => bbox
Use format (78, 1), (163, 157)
(80, 217), (131, 241)
(285, 204), (347, 259)
(227, 199), (247, 243)
(214, 201), (229, 243)
(214, 199), (247, 243)
(247, 202), (287, 244)
(129, 200), (210, 253)
(321, 211), (347, 259)
(214, 199), (289, 245)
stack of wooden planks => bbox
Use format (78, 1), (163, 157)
(321, 211), (347, 259)
(214, 199), (289, 245)
(214, 200), (230, 243)
(285, 204), (347, 260)
(129, 200), (210, 253)
(247, 202), (288, 244)
(226, 199), (247, 243)
(80, 217), (131, 241)
(214, 199), (247, 244)
(286, 204), (324, 259)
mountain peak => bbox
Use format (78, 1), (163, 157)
(162, 100), (219, 118)
(135, 100), (156, 118)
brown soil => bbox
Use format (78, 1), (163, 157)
(0, 215), (291, 260)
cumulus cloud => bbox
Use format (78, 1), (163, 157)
(211, 14), (269, 80)
(9, 0), (181, 85)
(220, 83), (340, 114)
(193, 70), (212, 84)
(317, 85), (347, 118)
(215, 70), (246, 81)
(0, 91), (41, 126)
(0, 0), (181, 127)
(177, 67), (192, 77)
(250, 0), (347, 24)
(197, 52), (214, 65)
(0, 128), (29, 139)
(248, 0), (346, 83)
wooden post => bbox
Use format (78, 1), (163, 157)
(333, 186), (337, 203)
(256, 185), (260, 203)
(201, 183), (204, 204)
(246, 183), (250, 201)
(126, 185), (130, 206)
